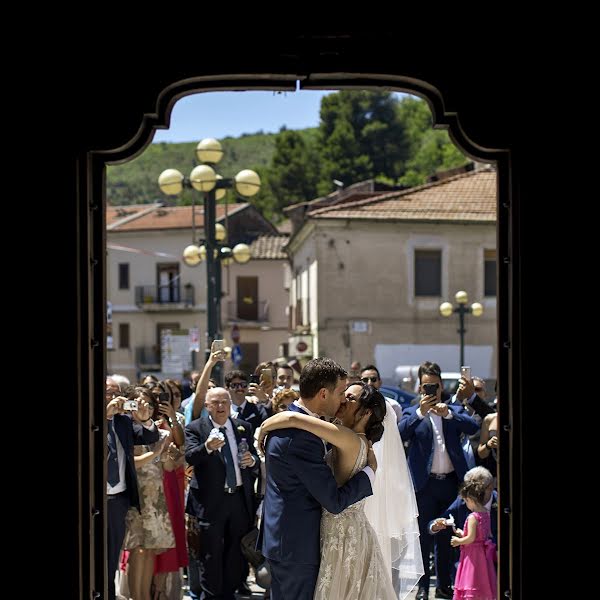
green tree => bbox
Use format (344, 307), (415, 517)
(267, 128), (321, 212)
(396, 96), (468, 186)
(316, 91), (408, 195)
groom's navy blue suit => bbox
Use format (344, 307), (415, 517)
(259, 403), (373, 600)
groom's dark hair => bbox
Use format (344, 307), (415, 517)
(299, 357), (347, 399)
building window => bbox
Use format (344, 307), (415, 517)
(484, 249), (497, 297)
(415, 250), (441, 296)
(119, 323), (130, 349)
(118, 263), (129, 290)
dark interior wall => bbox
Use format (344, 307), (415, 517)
(46, 33), (555, 598)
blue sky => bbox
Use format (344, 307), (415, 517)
(152, 90), (337, 143)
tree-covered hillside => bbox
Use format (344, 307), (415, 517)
(107, 94), (468, 222)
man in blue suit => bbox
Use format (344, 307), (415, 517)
(259, 357), (375, 600)
(399, 364), (478, 600)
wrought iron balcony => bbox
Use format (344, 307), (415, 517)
(134, 284), (195, 309)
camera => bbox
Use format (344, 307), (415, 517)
(123, 399), (138, 411)
(423, 383), (439, 396)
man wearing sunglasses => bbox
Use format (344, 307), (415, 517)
(226, 370), (268, 434)
(360, 365), (382, 388)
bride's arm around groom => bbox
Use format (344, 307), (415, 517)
(258, 357), (375, 600)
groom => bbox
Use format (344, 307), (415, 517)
(259, 357), (375, 600)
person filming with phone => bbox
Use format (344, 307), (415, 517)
(105, 376), (159, 600)
(399, 363), (479, 600)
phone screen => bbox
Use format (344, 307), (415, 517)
(460, 366), (471, 380)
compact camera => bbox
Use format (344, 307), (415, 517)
(123, 400), (138, 411)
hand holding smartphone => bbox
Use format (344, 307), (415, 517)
(460, 366), (471, 381)
(211, 339), (226, 360)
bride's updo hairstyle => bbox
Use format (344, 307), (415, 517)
(351, 383), (387, 443)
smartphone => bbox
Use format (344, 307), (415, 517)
(123, 399), (138, 411)
(423, 382), (439, 396)
(158, 391), (170, 403)
(249, 374), (260, 385)
(261, 368), (273, 386)
(211, 339), (225, 353)
(460, 366), (471, 381)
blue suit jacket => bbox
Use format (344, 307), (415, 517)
(430, 490), (498, 545)
(259, 403), (373, 565)
(399, 404), (479, 492)
(112, 413), (160, 510)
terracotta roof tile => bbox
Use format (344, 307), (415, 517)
(308, 168), (497, 223)
(107, 203), (249, 231)
(249, 235), (289, 259)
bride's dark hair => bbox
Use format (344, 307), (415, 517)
(348, 382), (387, 443)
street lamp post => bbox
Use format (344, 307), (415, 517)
(440, 290), (484, 368)
(158, 138), (259, 384)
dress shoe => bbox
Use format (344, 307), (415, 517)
(416, 586), (429, 600)
(435, 586), (453, 599)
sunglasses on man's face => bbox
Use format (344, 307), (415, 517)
(228, 382), (247, 390)
(361, 376), (379, 383)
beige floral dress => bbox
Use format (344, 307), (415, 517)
(123, 428), (175, 551)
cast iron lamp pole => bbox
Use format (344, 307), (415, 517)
(158, 138), (259, 382)
(440, 290), (484, 368)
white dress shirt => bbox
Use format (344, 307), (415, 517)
(416, 406), (455, 475)
(206, 417), (243, 487)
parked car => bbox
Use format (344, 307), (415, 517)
(379, 385), (417, 410)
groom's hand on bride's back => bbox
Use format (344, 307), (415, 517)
(367, 442), (377, 472)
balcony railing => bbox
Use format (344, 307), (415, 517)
(134, 284), (195, 307)
(227, 300), (269, 322)
(135, 346), (161, 371)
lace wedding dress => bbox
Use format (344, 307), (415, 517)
(315, 436), (396, 600)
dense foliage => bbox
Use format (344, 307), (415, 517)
(107, 94), (468, 221)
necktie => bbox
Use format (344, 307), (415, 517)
(107, 419), (120, 486)
(219, 427), (238, 489)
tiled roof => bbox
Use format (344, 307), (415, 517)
(107, 203), (249, 231)
(308, 168), (497, 223)
(249, 235), (289, 259)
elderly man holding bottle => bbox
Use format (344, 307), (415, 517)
(184, 386), (259, 599)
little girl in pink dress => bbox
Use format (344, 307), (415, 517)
(451, 479), (497, 600)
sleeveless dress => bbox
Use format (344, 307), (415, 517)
(453, 511), (497, 600)
(315, 436), (396, 600)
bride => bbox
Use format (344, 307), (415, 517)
(259, 382), (422, 600)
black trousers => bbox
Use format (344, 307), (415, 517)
(107, 492), (129, 600)
(416, 473), (459, 590)
(193, 491), (250, 600)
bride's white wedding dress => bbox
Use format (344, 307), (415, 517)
(315, 436), (396, 600)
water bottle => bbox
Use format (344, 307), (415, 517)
(238, 438), (249, 468)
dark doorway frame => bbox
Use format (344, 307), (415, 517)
(77, 65), (517, 598)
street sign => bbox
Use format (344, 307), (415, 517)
(231, 324), (240, 344)
(231, 344), (243, 366)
